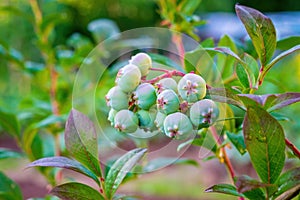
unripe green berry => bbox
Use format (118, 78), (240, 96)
(116, 64), (141, 92)
(133, 83), (156, 110)
(189, 99), (219, 128)
(129, 53), (152, 76)
(105, 86), (129, 111)
(177, 73), (206, 103)
(157, 89), (180, 114)
(108, 109), (117, 126)
(156, 78), (178, 94)
(154, 111), (167, 132)
(114, 110), (139, 133)
(163, 112), (193, 139)
(136, 109), (156, 131)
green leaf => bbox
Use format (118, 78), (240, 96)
(260, 45), (300, 85)
(236, 63), (250, 88)
(207, 87), (244, 109)
(105, 148), (147, 199)
(65, 109), (101, 177)
(200, 38), (214, 48)
(243, 53), (259, 84)
(51, 182), (104, 200)
(178, 0), (202, 15)
(0, 171), (22, 200)
(143, 157), (198, 172)
(0, 110), (20, 139)
(235, 175), (270, 199)
(205, 47), (256, 87)
(87, 19), (120, 43)
(177, 132), (217, 153)
(235, 4), (276, 66)
(243, 106), (285, 184)
(205, 184), (245, 197)
(148, 53), (183, 71)
(277, 36), (300, 50)
(271, 167), (300, 200)
(217, 35), (238, 79)
(238, 92), (300, 112)
(0, 148), (23, 160)
(27, 156), (100, 185)
(226, 131), (246, 155)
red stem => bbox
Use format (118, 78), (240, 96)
(285, 138), (300, 159)
(144, 69), (185, 84)
(210, 126), (236, 182)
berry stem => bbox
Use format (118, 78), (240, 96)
(285, 137), (300, 159)
(144, 69), (185, 84)
(210, 126), (236, 183)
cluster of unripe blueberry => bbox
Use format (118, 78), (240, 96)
(105, 53), (219, 139)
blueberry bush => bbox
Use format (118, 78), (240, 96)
(0, 0), (299, 199)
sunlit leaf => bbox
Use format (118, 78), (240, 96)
(260, 45), (300, 85)
(236, 63), (250, 88)
(277, 36), (300, 50)
(243, 106), (285, 184)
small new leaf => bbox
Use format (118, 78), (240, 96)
(105, 148), (147, 199)
(51, 182), (104, 200)
(205, 184), (245, 197)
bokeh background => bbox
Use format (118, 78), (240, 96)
(0, 0), (299, 199)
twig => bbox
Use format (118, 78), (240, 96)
(144, 69), (185, 84)
(285, 138), (300, 159)
(210, 126), (235, 182)
(172, 34), (185, 69)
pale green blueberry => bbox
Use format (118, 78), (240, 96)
(177, 73), (206, 103)
(190, 99), (219, 128)
(108, 109), (118, 126)
(154, 111), (167, 132)
(105, 86), (129, 111)
(163, 112), (193, 139)
(136, 109), (156, 131)
(129, 53), (152, 76)
(156, 78), (178, 94)
(156, 89), (180, 114)
(114, 110), (139, 133)
(116, 64), (141, 92)
(133, 83), (156, 110)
